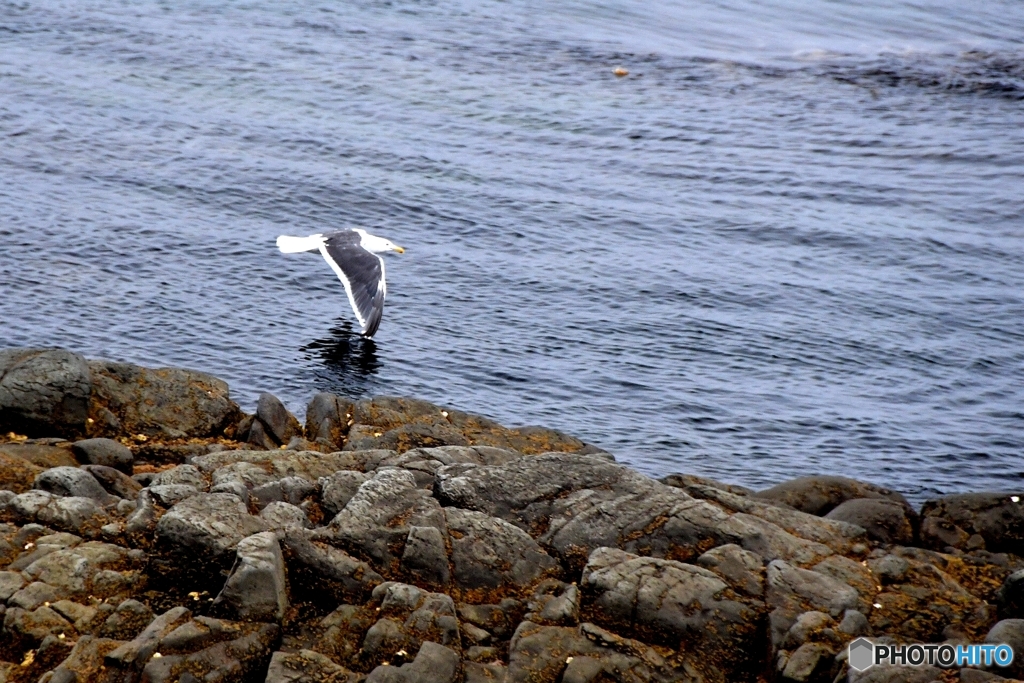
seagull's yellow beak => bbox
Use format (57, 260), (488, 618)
(393, 245), (405, 254)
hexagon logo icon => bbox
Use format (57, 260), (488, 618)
(848, 638), (875, 672)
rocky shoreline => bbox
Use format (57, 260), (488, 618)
(1, 347), (1023, 683)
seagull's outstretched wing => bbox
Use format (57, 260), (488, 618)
(318, 230), (386, 337)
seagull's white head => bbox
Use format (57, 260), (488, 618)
(356, 229), (405, 254)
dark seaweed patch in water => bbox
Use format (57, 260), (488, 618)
(826, 51), (1024, 99)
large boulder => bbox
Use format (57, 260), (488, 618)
(752, 476), (912, 517)
(305, 392), (355, 450)
(212, 531), (288, 622)
(581, 546), (763, 679)
(86, 359), (241, 439)
(824, 498), (915, 545)
(0, 348), (91, 437)
(920, 493), (1024, 554)
(34, 466), (120, 506)
(71, 438), (134, 473)
(344, 396), (591, 454)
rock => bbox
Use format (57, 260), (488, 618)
(457, 600), (522, 641)
(8, 580), (67, 609)
(104, 605), (192, 671)
(506, 621), (675, 683)
(838, 609), (869, 636)
(444, 507), (558, 592)
(281, 530), (383, 605)
(752, 476), (912, 516)
(996, 569), (1024, 619)
(34, 466), (119, 506)
(0, 570), (27, 600)
(986, 619), (1024, 678)
(868, 550), (992, 642)
(920, 493), (1024, 555)
(0, 348), (91, 437)
(97, 598), (154, 639)
(765, 560), (860, 647)
(260, 501), (311, 531)
(320, 470), (372, 517)
(305, 392), (355, 450)
(8, 490), (112, 537)
(80, 464), (143, 500)
(464, 661), (505, 682)
(824, 498), (916, 545)
(152, 492), (267, 592)
(696, 543), (765, 597)
(265, 648), (362, 682)
(527, 581), (580, 627)
(71, 438), (134, 473)
(256, 392), (303, 446)
(46, 634), (127, 683)
(213, 531), (288, 622)
(435, 452), (834, 569)
(661, 473), (754, 496)
(151, 463), (208, 490)
(0, 441), (79, 468)
(848, 662), (942, 683)
(192, 449), (372, 482)
(3, 604), (76, 647)
(0, 448), (44, 493)
(345, 396), (589, 455)
(325, 468), (446, 575)
(247, 418), (278, 450)
(781, 641), (835, 682)
(581, 546), (762, 677)
(365, 641), (460, 683)
(251, 476), (316, 510)
(138, 619), (279, 682)
(400, 525), (450, 588)
(21, 541), (142, 599)
(361, 582), (461, 664)
(86, 359), (241, 439)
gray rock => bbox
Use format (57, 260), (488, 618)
(0, 348), (91, 438)
(961, 670), (1010, 682)
(696, 543), (765, 597)
(868, 554), (910, 584)
(256, 392), (303, 445)
(661, 472), (754, 496)
(97, 598), (154, 639)
(838, 609), (869, 636)
(782, 641), (835, 682)
(150, 463), (208, 490)
(281, 529), (383, 604)
(147, 484), (201, 508)
(155, 492), (267, 562)
(824, 498), (916, 545)
(138, 619), (279, 682)
(80, 464), (142, 500)
(104, 605), (192, 670)
(997, 569), (1024, 619)
(213, 531), (288, 622)
(251, 475), (316, 510)
(365, 641), (460, 683)
(986, 619), (1024, 678)
(401, 525), (450, 587)
(581, 546), (761, 676)
(86, 359), (241, 439)
(305, 392), (355, 450)
(71, 438), (134, 473)
(528, 581), (580, 627)
(320, 470), (372, 517)
(8, 490), (111, 537)
(8, 580), (66, 609)
(848, 663), (942, 683)
(33, 466), (119, 506)
(752, 475), (912, 516)
(361, 582), (461, 662)
(444, 507), (557, 590)
(921, 493), (1024, 554)
(784, 610), (835, 649)
(265, 649), (362, 683)
(766, 559), (860, 647)
(260, 501), (311, 531)
(0, 570), (27, 601)
(325, 468), (447, 574)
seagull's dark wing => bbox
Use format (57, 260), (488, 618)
(318, 230), (386, 337)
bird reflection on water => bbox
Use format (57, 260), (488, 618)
(300, 320), (382, 397)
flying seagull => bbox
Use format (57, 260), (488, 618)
(277, 228), (405, 338)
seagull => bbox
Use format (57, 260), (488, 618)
(277, 228), (405, 338)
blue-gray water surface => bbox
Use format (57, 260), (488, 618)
(2, 0), (1023, 504)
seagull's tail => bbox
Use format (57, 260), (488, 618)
(276, 234), (323, 253)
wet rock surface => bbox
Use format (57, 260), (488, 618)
(0, 348), (1021, 682)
